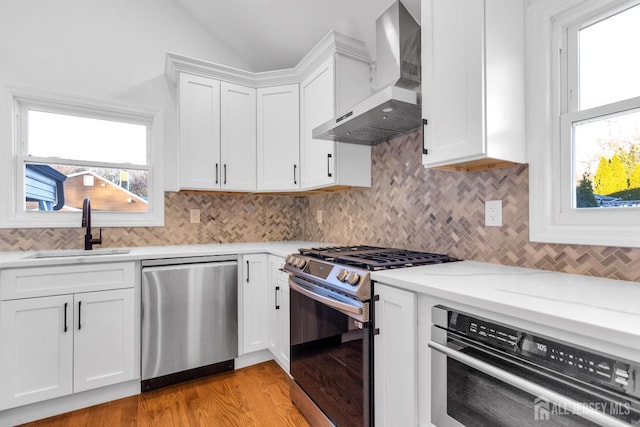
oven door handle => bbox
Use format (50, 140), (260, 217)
(428, 341), (630, 427)
(289, 279), (363, 317)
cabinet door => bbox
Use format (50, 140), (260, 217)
(422, 0), (485, 166)
(277, 277), (290, 372)
(374, 284), (417, 427)
(73, 288), (135, 393)
(221, 82), (257, 191)
(267, 256), (281, 357)
(257, 85), (300, 191)
(178, 73), (221, 189)
(267, 255), (290, 372)
(0, 295), (73, 410)
(241, 254), (269, 354)
(300, 56), (336, 189)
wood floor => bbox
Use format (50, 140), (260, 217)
(21, 361), (311, 427)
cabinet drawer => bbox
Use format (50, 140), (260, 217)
(0, 262), (135, 300)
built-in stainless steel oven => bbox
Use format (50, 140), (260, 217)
(285, 246), (459, 427)
(429, 306), (640, 427)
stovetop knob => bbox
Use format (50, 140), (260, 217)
(346, 272), (360, 285)
(295, 257), (307, 269)
(336, 269), (349, 282)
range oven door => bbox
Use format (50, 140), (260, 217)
(289, 277), (371, 427)
(429, 326), (638, 427)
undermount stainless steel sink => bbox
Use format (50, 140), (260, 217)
(26, 248), (131, 259)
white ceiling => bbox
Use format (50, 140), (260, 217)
(172, 0), (421, 72)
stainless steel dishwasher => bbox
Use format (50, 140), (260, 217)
(141, 256), (238, 392)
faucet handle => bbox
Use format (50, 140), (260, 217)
(94, 228), (103, 245)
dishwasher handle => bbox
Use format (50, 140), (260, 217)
(141, 255), (238, 268)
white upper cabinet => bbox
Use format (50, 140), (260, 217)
(257, 84), (300, 191)
(178, 74), (221, 190)
(221, 82), (257, 191)
(300, 57), (336, 189)
(421, 0), (526, 172)
(166, 30), (373, 193)
(178, 75), (256, 191)
(300, 54), (372, 190)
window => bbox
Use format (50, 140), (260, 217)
(565, 2), (640, 210)
(528, 0), (640, 248)
(0, 85), (164, 228)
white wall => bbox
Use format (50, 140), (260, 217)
(0, 0), (252, 190)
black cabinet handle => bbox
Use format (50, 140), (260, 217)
(422, 119), (429, 155)
(64, 302), (68, 333)
(372, 294), (380, 335)
(78, 301), (82, 330)
(246, 260), (250, 283)
(224, 164), (227, 185)
(293, 164), (297, 185)
(215, 163), (219, 184)
(327, 154), (333, 177)
(275, 286), (280, 310)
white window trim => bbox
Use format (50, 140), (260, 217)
(527, 0), (640, 248)
(0, 83), (164, 228)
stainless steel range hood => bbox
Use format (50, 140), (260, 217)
(313, 1), (421, 145)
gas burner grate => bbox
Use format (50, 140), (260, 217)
(335, 251), (459, 270)
(298, 246), (459, 270)
(299, 246), (386, 261)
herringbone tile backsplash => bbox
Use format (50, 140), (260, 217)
(0, 192), (305, 251)
(1, 129), (639, 282)
(301, 130), (640, 282)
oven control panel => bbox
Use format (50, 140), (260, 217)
(447, 309), (638, 398)
(283, 254), (371, 301)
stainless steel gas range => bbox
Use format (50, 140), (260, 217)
(284, 245), (459, 427)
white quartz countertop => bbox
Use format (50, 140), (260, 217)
(0, 241), (328, 269)
(371, 261), (640, 354)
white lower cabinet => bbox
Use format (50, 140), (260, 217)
(73, 289), (135, 393)
(240, 254), (269, 354)
(268, 255), (289, 372)
(0, 287), (135, 411)
(0, 295), (73, 410)
(374, 283), (417, 427)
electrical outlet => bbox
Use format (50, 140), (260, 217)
(190, 209), (200, 224)
(485, 200), (502, 227)
(316, 210), (323, 224)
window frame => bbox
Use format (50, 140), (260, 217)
(0, 84), (164, 228)
(527, 0), (640, 248)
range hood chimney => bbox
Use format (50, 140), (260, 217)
(313, 1), (421, 145)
